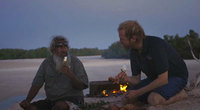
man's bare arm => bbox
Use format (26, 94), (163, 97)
(136, 71), (168, 96)
(20, 85), (41, 108)
(127, 74), (141, 86)
(61, 66), (87, 90)
(111, 72), (141, 85)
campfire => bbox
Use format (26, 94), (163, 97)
(89, 81), (128, 97)
(102, 84), (128, 97)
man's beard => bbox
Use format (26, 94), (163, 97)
(53, 55), (64, 71)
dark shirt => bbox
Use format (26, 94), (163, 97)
(130, 36), (188, 81)
(32, 55), (88, 101)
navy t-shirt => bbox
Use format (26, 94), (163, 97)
(130, 36), (188, 81)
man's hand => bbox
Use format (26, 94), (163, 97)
(60, 65), (72, 77)
(60, 65), (87, 90)
(114, 71), (128, 84)
(108, 71), (129, 84)
(20, 100), (30, 109)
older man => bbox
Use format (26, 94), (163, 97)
(20, 36), (88, 110)
(111, 20), (188, 106)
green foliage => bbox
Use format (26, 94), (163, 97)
(0, 47), (103, 60)
(0, 47), (51, 60)
(70, 48), (103, 56)
(22, 47), (51, 58)
(164, 29), (200, 59)
(102, 41), (129, 59)
(0, 49), (26, 59)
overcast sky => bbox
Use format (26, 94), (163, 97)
(0, 0), (200, 50)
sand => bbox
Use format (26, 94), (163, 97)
(0, 56), (200, 110)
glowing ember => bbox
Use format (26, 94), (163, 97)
(102, 90), (108, 96)
(120, 84), (127, 92)
(112, 90), (117, 94)
(102, 84), (128, 96)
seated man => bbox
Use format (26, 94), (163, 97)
(20, 36), (88, 110)
(110, 20), (188, 106)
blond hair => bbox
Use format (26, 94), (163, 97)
(118, 20), (146, 41)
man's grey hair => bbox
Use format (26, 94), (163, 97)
(49, 35), (69, 54)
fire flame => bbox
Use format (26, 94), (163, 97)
(120, 84), (127, 92)
(102, 84), (128, 96)
(102, 90), (108, 96)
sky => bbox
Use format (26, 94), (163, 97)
(0, 0), (200, 50)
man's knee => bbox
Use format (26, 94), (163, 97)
(147, 92), (166, 106)
(52, 101), (69, 110)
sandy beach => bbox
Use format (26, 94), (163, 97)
(0, 56), (200, 110)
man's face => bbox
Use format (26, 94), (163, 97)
(119, 29), (132, 49)
(54, 42), (68, 58)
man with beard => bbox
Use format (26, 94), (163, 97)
(20, 36), (88, 110)
(109, 20), (188, 107)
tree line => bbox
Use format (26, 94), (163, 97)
(0, 47), (51, 60)
(102, 29), (200, 59)
(0, 47), (103, 60)
(0, 29), (199, 60)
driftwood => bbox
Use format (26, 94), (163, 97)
(185, 39), (200, 91)
(187, 39), (200, 63)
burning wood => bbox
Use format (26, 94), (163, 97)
(89, 64), (129, 97)
(89, 81), (128, 97)
(101, 84), (128, 97)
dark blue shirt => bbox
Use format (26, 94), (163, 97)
(130, 36), (188, 81)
